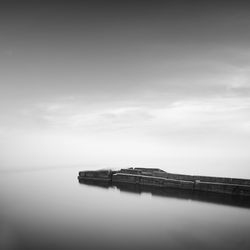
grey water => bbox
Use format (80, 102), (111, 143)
(1, 168), (250, 250)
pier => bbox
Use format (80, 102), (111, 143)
(78, 168), (250, 197)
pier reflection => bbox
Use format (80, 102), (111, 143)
(79, 179), (250, 209)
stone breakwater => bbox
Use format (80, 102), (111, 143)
(78, 168), (250, 197)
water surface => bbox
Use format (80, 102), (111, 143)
(0, 168), (250, 250)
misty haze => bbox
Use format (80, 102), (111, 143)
(1, 1), (250, 250)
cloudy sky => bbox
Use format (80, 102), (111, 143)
(1, 0), (250, 177)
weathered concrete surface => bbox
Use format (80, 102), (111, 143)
(78, 170), (112, 181)
(78, 168), (250, 197)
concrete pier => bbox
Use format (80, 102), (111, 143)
(78, 168), (250, 197)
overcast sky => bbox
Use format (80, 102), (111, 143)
(1, 1), (250, 177)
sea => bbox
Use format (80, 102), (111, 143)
(0, 167), (250, 250)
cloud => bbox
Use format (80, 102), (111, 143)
(23, 100), (154, 133)
(226, 67), (250, 95)
(142, 96), (250, 138)
(17, 95), (250, 139)
(2, 95), (250, 173)
(0, 127), (5, 136)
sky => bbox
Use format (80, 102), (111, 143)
(0, 0), (250, 177)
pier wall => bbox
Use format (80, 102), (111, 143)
(123, 168), (250, 186)
(194, 181), (250, 196)
(112, 172), (250, 196)
(78, 168), (250, 197)
(112, 173), (194, 190)
(78, 170), (112, 181)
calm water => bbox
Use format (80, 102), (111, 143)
(1, 168), (250, 250)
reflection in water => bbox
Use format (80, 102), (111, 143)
(79, 179), (250, 209)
